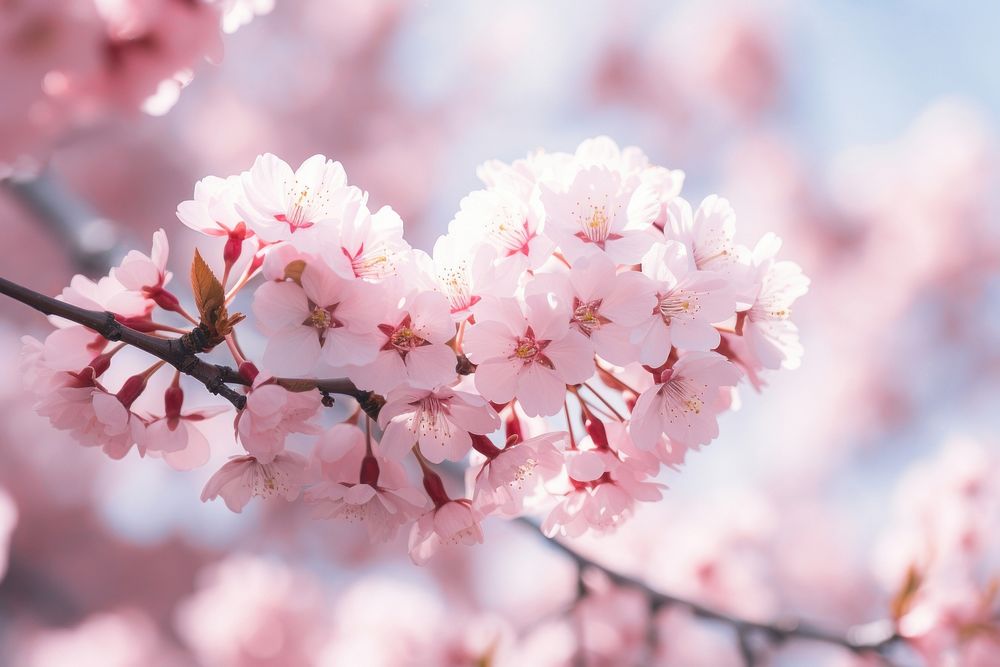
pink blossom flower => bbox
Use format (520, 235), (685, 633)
(235, 376), (322, 463)
(526, 254), (656, 366)
(21, 329), (109, 389)
(542, 448), (663, 538)
(408, 499), (484, 565)
(633, 241), (736, 366)
(109, 228), (180, 313)
(414, 233), (516, 322)
(252, 261), (382, 375)
(58, 272), (149, 323)
(540, 166), (660, 264)
(200, 451), (308, 513)
(112, 228), (170, 294)
(667, 195), (754, 302)
(450, 182), (553, 273)
(142, 382), (228, 471)
(574, 136), (654, 184)
(177, 175), (242, 235)
(377, 385), (501, 463)
(743, 233), (810, 370)
(463, 296), (594, 417)
(346, 289), (458, 395)
(322, 192), (412, 282)
(306, 424), (426, 541)
(36, 384), (145, 460)
(470, 432), (566, 516)
(238, 153), (352, 242)
(629, 351), (742, 451)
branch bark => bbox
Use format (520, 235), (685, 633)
(517, 517), (902, 663)
(0, 275), (385, 413)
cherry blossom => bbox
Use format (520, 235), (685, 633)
(176, 175), (256, 271)
(377, 385), (501, 464)
(346, 289), (458, 395)
(306, 424), (426, 541)
(450, 182), (552, 273)
(200, 451), (309, 513)
(743, 233), (810, 370)
(463, 296), (594, 417)
(238, 153), (352, 242)
(109, 228), (184, 314)
(629, 351), (742, 451)
(36, 384), (146, 460)
(415, 234), (514, 322)
(235, 376), (322, 462)
(633, 241), (736, 366)
(253, 261), (382, 375)
(526, 254), (656, 366)
(666, 195), (754, 302)
(542, 447), (663, 538)
(469, 432), (566, 516)
(322, 192), (412, 282)
(408, 499), (484, 566)
(540, 165), (660, 264)
(142, 380), (228, 471)
(58, 272), (150, 324)
(7, 136), (810, 569)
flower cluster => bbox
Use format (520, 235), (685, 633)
(19, 137), (808, 564)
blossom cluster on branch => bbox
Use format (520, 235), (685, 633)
(15, 136), (808, 564)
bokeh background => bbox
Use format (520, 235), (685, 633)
(1, 1), (998, 665)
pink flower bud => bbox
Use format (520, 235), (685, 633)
(117, 373), (150, 408)
(359, 454), (380, 486)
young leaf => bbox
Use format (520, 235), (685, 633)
(284, 259), (306, 285)
(191, 250), (225, 326)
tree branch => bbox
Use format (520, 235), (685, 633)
(0, 275), (252, 409)
(516, 517), (902, 662)
(1, 172), (130, 277)
(2, 272), (903, 661)
(0, 275), (387, 415)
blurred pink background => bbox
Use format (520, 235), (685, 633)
(1, 1), (998, 665)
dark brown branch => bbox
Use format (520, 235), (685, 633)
(516, 517), (902, 662)
(1, 275), (251, 409)
(0, 275), (465, 421)
(3, 273), (903, 661)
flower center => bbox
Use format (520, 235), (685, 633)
(514, 340), (539, 360)
(657, 292), (695, 324)
(509, 330), (554, 368)
(250, 462), (291, 498)
(308, 307), (332, 330)
(391, 326), (421, 350)
(572, 298), (606, 336)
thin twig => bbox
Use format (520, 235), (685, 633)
(515, 517), (902, 661)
